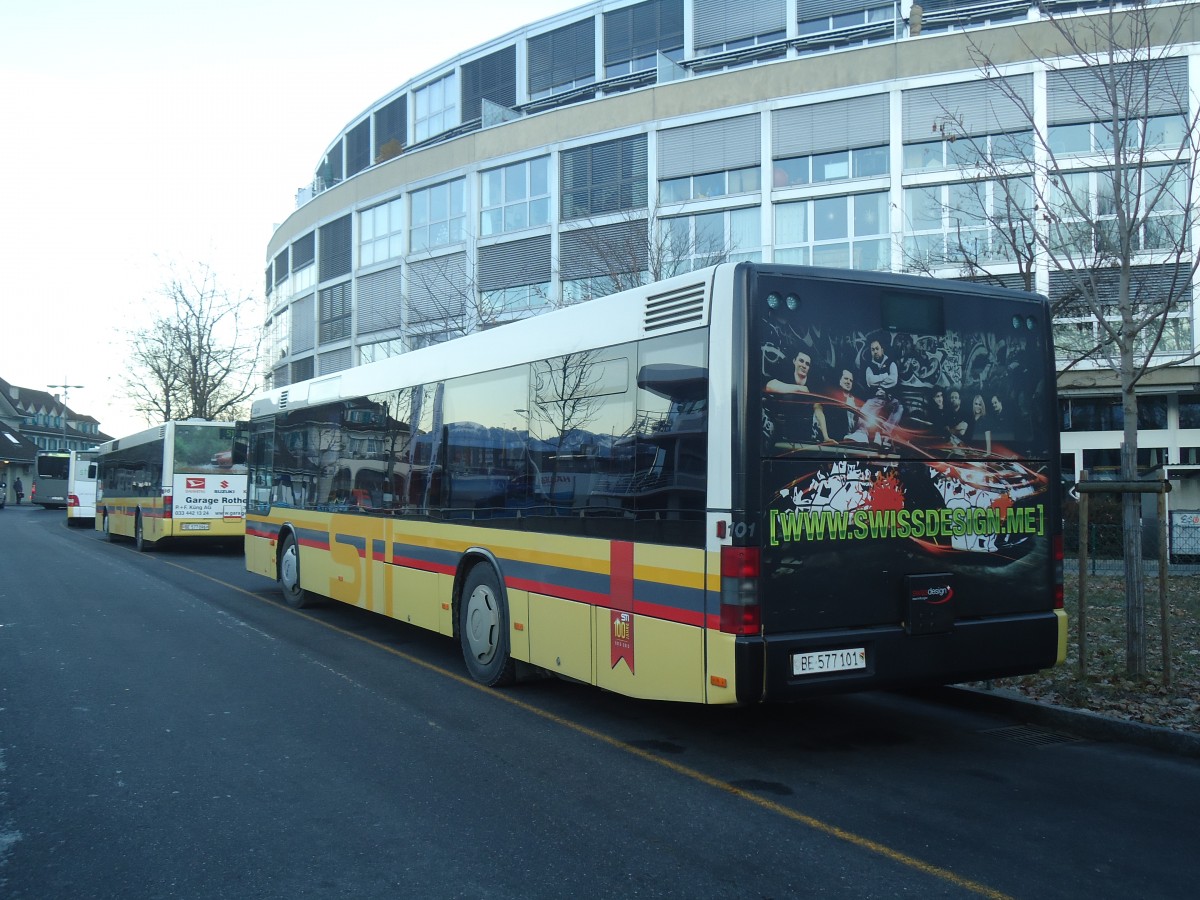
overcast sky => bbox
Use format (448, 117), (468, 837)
(0, 0), (578, 439)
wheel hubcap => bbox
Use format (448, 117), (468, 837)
(464, 585), (499, 664)
(281, 545), (299, 592)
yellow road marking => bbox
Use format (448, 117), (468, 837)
(156, 556), (1011, 900)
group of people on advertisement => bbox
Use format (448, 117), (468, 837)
(764, 335), (1011, 456)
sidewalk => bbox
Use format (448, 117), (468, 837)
(938, 685), (1200, 759)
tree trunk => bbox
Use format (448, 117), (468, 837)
(1121, 437), (1147, 680)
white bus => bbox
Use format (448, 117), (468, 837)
(66, 449), (98, 526)
(244, 263), (1065, 703)
(96, 421), (248, 551)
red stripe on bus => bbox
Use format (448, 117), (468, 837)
(388, 554), (455, 576)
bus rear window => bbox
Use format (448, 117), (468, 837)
(757, 276), (1052, 460)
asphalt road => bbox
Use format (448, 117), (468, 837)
(1, 503), (1198, 899)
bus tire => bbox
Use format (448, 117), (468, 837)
(103, 513), (115, 542)
(278, 533), (314, 609)
(459, 563), (516, 687)
(134, 512), (151, 552)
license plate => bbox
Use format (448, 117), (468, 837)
(180, 522), (211, 531)
(792, 647), (866, 676)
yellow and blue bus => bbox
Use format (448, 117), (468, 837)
(245, 263), (1064, 703)
(95, 420), (247, 551)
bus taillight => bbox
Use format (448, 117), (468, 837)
(1052, 533), (1064, 609)
(68, 494), (79, 507)
(163, 494), (173, 519)
(720, 546), (761, 635)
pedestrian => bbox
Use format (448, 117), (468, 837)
(14, 476), (23, 504)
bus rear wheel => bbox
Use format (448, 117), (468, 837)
(134, 512), (151, 552)
(103, 513), (115, 542)
(278, 533), (313, 609)
(459, 564), (516, 687)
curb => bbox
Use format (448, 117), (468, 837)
(932, 685), (1200, 759)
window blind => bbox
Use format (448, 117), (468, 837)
(694, 0), (785, 48)
(291, 294), (315, 352)
(560, 220), (649, 280)
(773, 94), (888, 157)
(408, 254), (468, 323)
(478, 235), (552, 291)
(902, 75), (1033, 141)
(659, 114), (761, 179)
(1047, 58), (1187, 125)
(528, 18), (595, 94)
(356, 265), (403, 334)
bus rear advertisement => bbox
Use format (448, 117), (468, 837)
(96, 421), (247, 551)
(242, 263), (1064, 704)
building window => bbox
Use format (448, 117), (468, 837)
(374, 96), (407, 163)
(775, 191), (889, 270)
(359, 338), (406, 364)
(903, 178), (1032, 270)
(659, 166), (760, 204)
(319, 282), (351, 344)
(528, 18), (596, 100)
(481, 157), (550, 236)
(481, 284), (552, 320)
(1048, 113), (1188, 157)
(414, 72), (458, 143)
(560, 135), (647, 221)
(694, 2), (786, 59)
(1060, 398), (1123, 432)
(267, 309), (289, 364)
(662, 207), (761, 273)
(903, 130), (1034, 173)
(318, 215), (352, 282)
(603, 0), (684, 78)
(773, 145), (887, 188)
(1046, 164), (1187, 257)
(799, 5), (895, 36)
(1138, 396), (1169, 429)
(360, 198), (404, 266)
(410, 179), (466, 252)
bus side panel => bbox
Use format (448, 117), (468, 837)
(508, 588), (531, 663)
(594, 610), (705, 702)
(392, 567), (444, 634)
(244, 525), (277, 580)
(102, 503), (142, 539)
(704, 630), (742, 705)
(326, 514), (375, 607)
(528, 593), (592, 683)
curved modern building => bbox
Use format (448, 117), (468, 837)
(263, 0), (1200, 491)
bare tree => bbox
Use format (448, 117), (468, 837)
(903, 3), (1200, 676)
(128, 263), (263, 423)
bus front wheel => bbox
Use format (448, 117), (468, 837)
(459, 564), (516, 687)
(103, 513), (115, 542)
(278, 533), (313, 609)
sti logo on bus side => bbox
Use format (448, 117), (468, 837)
(186, 478), (205, 490)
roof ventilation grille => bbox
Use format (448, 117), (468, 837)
(279, 390), (290, 410)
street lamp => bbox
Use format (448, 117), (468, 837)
(47, 383), (84, 451)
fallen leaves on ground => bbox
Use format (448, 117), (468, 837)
(975, 575), (1200, 735)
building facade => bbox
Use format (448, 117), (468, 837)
(0, 377), (112, 506)
(262, 0), (1200, 486)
